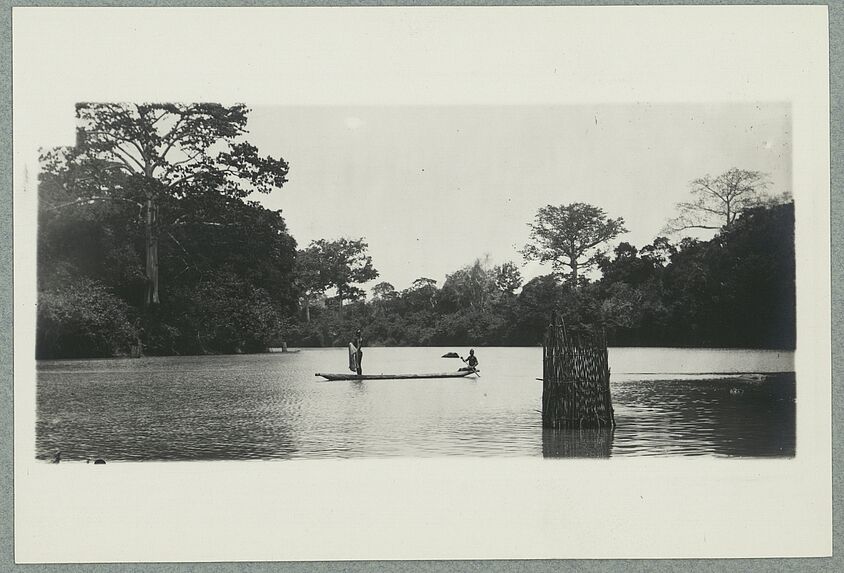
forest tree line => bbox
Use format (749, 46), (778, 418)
(288, 201), (794, 349)
(35, 104), (795, 358)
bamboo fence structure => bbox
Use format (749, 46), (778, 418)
(541, 313), (615, 429)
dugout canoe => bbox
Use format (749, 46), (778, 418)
(315, 370), (478, 381)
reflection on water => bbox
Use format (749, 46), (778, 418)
(542, 428), (614, 458)
(612, 374), (795, 458)
(35, 347), (796, 461)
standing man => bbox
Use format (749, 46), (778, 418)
(352, 329), (364, 376)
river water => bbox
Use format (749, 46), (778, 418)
(36, 347), (795, 461)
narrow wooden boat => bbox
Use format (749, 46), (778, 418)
(315, 370), (477, 381)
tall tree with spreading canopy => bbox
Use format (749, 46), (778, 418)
(371, 281), (398, 316)
(493, 261), (523, 295)
(521, 202), (627, 284)
(294, 246), (327, 323)
(401, 278), (438, 312)
(664, 168), (775, 233)
(304, 238), (379, 317)
(372, 282), (397, 301)
(40, 103), (290, 307)
(440, 259), (498, 312)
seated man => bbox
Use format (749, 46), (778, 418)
(460, 349), (479, 372)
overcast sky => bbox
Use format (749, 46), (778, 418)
(246, 103), (791, 293)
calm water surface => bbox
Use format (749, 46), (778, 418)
(36, 347), (795, 461)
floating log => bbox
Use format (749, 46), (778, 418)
(541, 313), (615, 429)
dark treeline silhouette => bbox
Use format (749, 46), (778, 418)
(287, 202), (795, 350)
(36, 103), (297, 358)
(34, 103), (795, 358)
(36, 187), (795, 358)
(36, 181), (298, 357)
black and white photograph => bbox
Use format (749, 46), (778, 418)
(11, 5), (831, 563)
(33, 103), (798, 461)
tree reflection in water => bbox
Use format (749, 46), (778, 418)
(542, 427), (614, 458)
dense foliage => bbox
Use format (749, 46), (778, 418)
(36, 106), (796, 359)
(295, 238), (379, 320)
(37, 104), (296, 358)
(288, 202), (795, 350)
(37, 175), (298, 357)
(41, 103), (290, 307)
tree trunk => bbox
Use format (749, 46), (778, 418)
(570, 257), (579, 284)
(144, 199), (160, 306)
(337, 286), (343, 319)
(304, 297), (311, 323)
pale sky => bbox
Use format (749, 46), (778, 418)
(245, 103), (791, 293)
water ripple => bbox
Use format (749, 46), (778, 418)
(36, 348), (795, 461)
